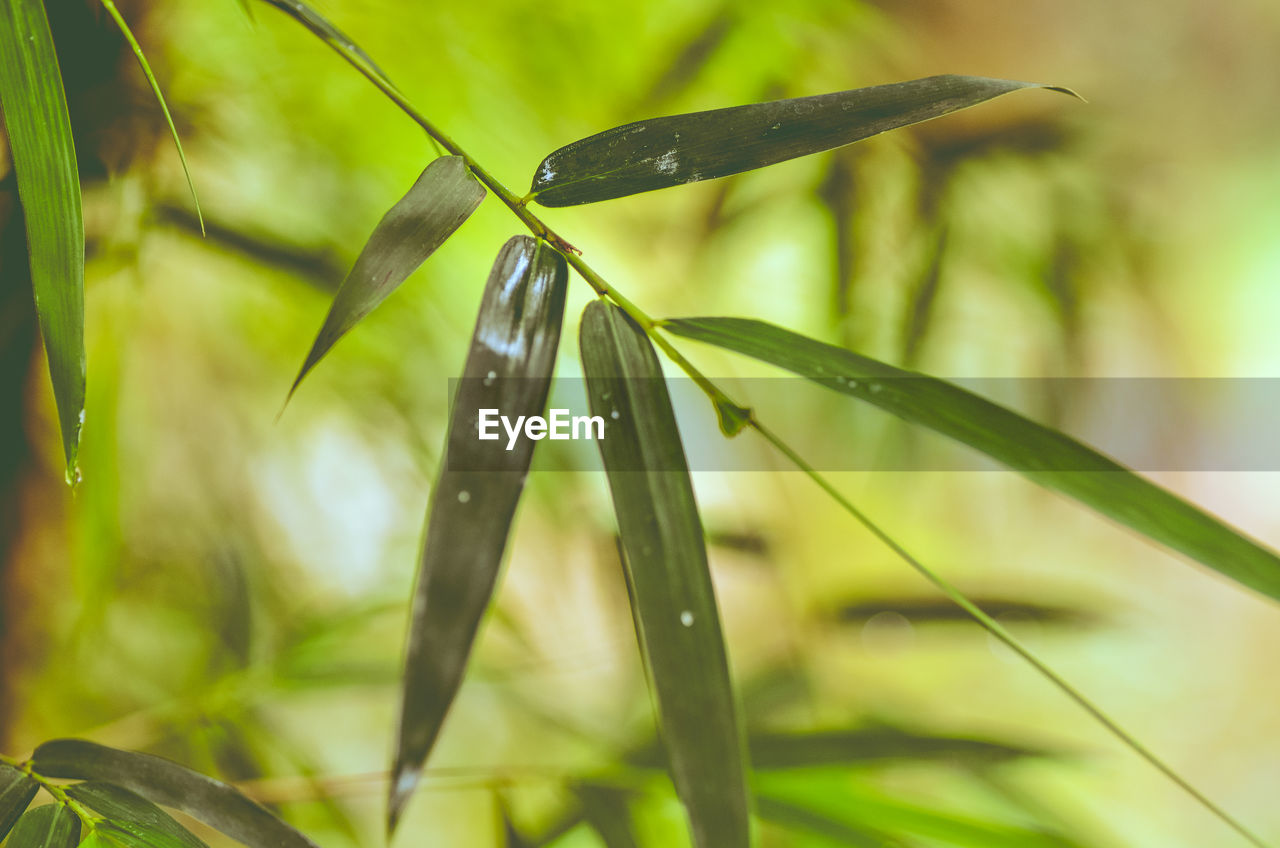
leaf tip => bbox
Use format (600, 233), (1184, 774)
(386, 762), (421, 838)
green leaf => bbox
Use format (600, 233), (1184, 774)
(578, 301), (750, 848)
(664, 317), (1280, 604)
(79, 823), (194, 848)
(574, 784), (639, 848)
(0, 0), (86, 476)
(755, 796), (905, 848)
(0, 763), (39, 840)
(389, 236), (568, 832)
(30, 739), (319, 848)
(288, 156), (485, 399)
(6, 804), (80, 848)
(99, 0), (203, 236)
(64, 782), (208, 848)
(531, 75), (1078, 207)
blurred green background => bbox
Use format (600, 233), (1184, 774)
(3, 0), (1279, 845)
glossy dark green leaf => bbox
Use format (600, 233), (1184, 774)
(0, 0), (85, 475)
(64, 782), (208, 848)
(30, 739), (319, 848)
(78, 823), (195, 848)
(6, 804), (80, 848)
(0, 763), (39, 840)
(579, 301), (749, 848)
(389, 236), (568, 832)
(288, 156), (485, 399)
(531, 75), (1077, 206)
(664, 317), (1280, 603)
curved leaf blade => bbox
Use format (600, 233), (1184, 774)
(0, 763), (39, 840)
(65, 782), (208, 848)
(531, 75), (1077, 207)
(664, 317), (1280, 603)
(0, 0), (86, 475)
(288, 156), (485, 399)
(31, 739), (319, 848)
(579, 301), (750, 848)
(389, 236), (568, 831)
(100, 0), (202, 235)
(6, 804), (80, 848)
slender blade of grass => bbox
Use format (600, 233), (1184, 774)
(0, 763), (39, 840)
(65, 782), (209, 848)
(31, 739), (320, 848)
(6, 804), (81, 848)
(98, 0), (203, 235)
(389, 236), (568, 833)
(531, 75), (1079, 206)
(664, 317), (1280, 603)
(287, 156), (485, 401)
(579, 301), (750, 848)
(0, 0), (85, 476)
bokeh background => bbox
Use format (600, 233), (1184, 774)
(3, 0), (1280, 845)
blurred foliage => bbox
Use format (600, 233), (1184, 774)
(3, 0), (1280, 846)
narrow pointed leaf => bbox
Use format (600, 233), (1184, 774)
(288, 156), (485, 398)
(31, 739), (319, 848)
(0, 0), (85, 474)
(531, 75), (1077, 206)
(100, 0), (202, 234)
(6, 804), (80, 848)
(65, 782), (208, 848)
(79, 823), (196, 848)
(389, 236), (568, 831)
(0, 763), (39, 840)
(579, 301), (749, 848)
(664, 317), (1280, 603)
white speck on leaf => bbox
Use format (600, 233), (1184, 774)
(655, 150), (679, 175)
(457, 490), (471, 503)
(680, 611), (694, 627)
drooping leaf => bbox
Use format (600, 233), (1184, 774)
(389, 236), (568, 832)
(65, 782), (208, 848)
(6, 804), (81, 848)
(0, 763), (39, 840)
(31, 739), (319, 848)
(579, 301), (750, 848)
(259, 0), (396, 89)
(531, 75), (1078, 206)
(664, 317), (1280, 603)
(287, 156), (485, 399)
(99, 0), (203, 235)
(0, 0), (85, 476)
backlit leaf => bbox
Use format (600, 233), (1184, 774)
(6, 804), (80, 848)
(65, 782), (208, 848)
(664, 317), (1280, 604)
(389, 236), (568, 832)
(0, 0), (85, 476)
(288, 156), (485, 399)
(31, 739), (319, 848)
(579, 301), (750, 848)
(0, 763), (39, 841)
(531, 75), (1077, 206)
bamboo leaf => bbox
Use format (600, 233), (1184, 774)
(65, 782), (209, 848)
(99, 0), (203, 235)
(664, 317), (1280, 603)
(288, 156), (485, 399)
(0, 763), (39, 840)
(79, 823), (196, 848)
(579, 301), (750, 848)
(31, 739), (319, 848)
(531, 75), (1078, 207)
(6, 804), (80, 848)
(0, 0), (86, 476)
(389, 236), (568, 832)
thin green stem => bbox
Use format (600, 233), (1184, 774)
(3, 756), (100, 830)
(268, 9), (1272, 845)
(749, 417), (1271, 848)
